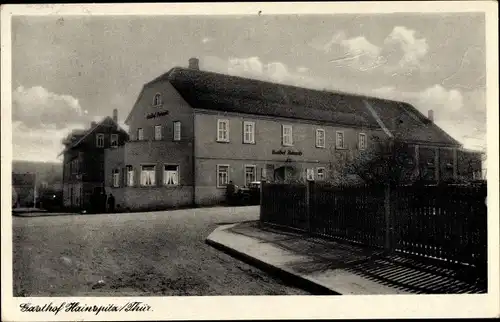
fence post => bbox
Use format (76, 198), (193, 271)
(384, 183), (392, 251)
(305, 180), (312, 232)
(259, 180), (266, 223)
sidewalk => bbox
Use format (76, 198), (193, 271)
(206, 221), (486, 295)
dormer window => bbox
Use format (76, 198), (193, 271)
(153, 93), (162, 107)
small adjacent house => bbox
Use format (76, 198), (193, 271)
(60, 109), (129, 210)
(104, 57), (483, 211)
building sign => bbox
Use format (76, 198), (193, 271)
(146, 110), (169, 119)
(272, 149), (303, 156)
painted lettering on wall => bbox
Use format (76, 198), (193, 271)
(272, 149), (303, 156)
(146, 110), (169, 119)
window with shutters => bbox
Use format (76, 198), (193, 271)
(317, 167), (325, 181)
(163, 165), (179, 186)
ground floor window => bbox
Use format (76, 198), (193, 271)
(141, 165), (156, 186)
(113, 169), (120, 187)
(217, 165), (230, 188)
(126, 165), (134, 187)
(245, 165), (256, 186)
(164, 165), (179, 186)
(317, 167), (325, 181)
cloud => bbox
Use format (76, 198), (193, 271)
(383, 26), (429, 69)
(312, 26), (429, 73)
(12, 121), (84, 162)
(372, 85), (486, 150)
(297, 66), (309, 73)
(12, 85), (86, 129)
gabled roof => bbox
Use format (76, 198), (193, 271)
(59, 117), (129, 156)
(126, 67), (462, 147)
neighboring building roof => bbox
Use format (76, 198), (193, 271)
(12, 173), (36, 186)
(126, 67), (462, 147)
(59, 117), (129, 156)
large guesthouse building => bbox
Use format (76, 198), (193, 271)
(103, 58), (483, 211)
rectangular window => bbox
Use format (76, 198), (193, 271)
(111, 134), (118, 147)
(316, 129), (325, 148)
(282, 125), (293, 146)
(163, 165), (179, 186)
(244, 165), (256, 187)
(112, 169), (120, 187)
(154, 125), (162, 140)
(140, 165), (156, 186)
(336, 131), (345, 149)
(317, 167), (325, 181)
(243, 121), (255, 144)
(137, 128), (144, 141)
(261, 167), (267, 180)
(217, 119), (229, 142)
(96, 133), (104, 147)
(126, 165), (134, 187)
(358, 133), (367, 150)
(217, 165), (230, 188)
(173, 121), (181, 141)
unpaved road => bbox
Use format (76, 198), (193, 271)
(13, 206), (309, 296)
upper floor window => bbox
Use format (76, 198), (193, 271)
(96, 133), (104, 148)
(173, 121), (181, 141)
(111, 134), (118, 147)
(137, 128), (144, 141)
(316, 129), (325, 148)
(154, 125), (162, 140)
(243, 121), (255, 144)
(140, 165), (156, 186)
(217, 119), (230, 142)
(163, 165), (179, 186)
(112, 169), (120, 187)
(336, 131), (345, 149)
(282, 125), (293, 146)
(153, 93), (162, 107)
(358, 133), (367, 150)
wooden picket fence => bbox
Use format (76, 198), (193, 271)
(260, 181), (487, 281)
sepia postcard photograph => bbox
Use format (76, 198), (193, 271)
(1, 2), (499, 321)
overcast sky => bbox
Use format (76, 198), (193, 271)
(11, 13), (486, 162)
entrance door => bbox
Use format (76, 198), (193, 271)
(274, 166), (297, 183)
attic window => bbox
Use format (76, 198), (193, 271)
(153, 93), (162, 107)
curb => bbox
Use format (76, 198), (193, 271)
(205, 234), (340, 295)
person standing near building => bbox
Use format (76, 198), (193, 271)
(107, 193), (115, 213)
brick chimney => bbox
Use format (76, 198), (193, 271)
(188, 57), (200, 70)
(428, 109), (434, 122)
(112, 108), (118, 123)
